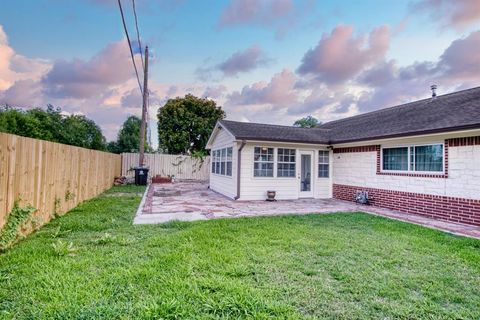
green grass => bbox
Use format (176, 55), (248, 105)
(1, 186), (480, 319)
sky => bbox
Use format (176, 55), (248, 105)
(1, 0), (480, 148)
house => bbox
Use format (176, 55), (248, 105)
(206, 86), (480, 226)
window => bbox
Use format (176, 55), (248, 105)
(277, 148), (296, 177)
(254, 147), (274, 177)
(211, 151), (215, 173)
(382, 144), (443, 172)
(383, 147), (408, 171)
(211, 147), (233, 176)
(318, 150), (329, 178)
(226, 147), (233, 176)
(220, 148), (226, 175)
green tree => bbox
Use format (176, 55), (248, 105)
(0, 105), (107, 151)
(108, 115), (152, 154)
(61, 115), (106, 150)
(157, 94), (225, 154)
(293, 116), (320, 128)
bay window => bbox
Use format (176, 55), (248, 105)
(211, 147), (233, 177)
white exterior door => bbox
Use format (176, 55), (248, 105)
(299, 151), (314, 198)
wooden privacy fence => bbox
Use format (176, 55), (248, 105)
(0, 133), (121, 236)
(121, 153), (210, 181)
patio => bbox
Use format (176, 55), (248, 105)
(134, 181), (480, 239)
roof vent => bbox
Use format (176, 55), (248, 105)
(431, 84), (437, 98)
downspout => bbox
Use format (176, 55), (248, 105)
(234, 140), (247, 200)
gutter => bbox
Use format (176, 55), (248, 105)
(234, 140), (247, 200)
(328, 124), (480, 145)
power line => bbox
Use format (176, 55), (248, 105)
(132, 0), (145, 72)
(117, 0), (143, 95)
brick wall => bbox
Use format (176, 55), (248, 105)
(332, 135), (480, 226)
(333, 184), (480, 226)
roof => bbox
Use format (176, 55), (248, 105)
(217, 86), (480, 145)
(218, 120), (331, 144)
(321, 86), (480, 143)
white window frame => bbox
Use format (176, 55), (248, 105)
(277, 148), (296, 178)
(253, 146), (274, 178)
(318, 150), (330, 178)
(380, 142), (445, 174)
(211, 147), (233, 177)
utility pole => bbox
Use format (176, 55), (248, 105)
(139, 46), (148, 167)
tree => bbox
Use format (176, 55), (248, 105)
(293, 116), (320, 128)
(157, 94), (225, 154)
(0, 105), (107, 150)
(108, 115), (152, 154)
(61, 115), (106, 150)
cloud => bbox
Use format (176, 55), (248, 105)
(203, 85), (228, 99)
(196, 45), (270, 79)
(437, 30), (480, 80)
(217, 0), (309, 39)
(41, 40), (143, 99)
(1, 79), (43, 108)
(297, 25), (390, 84)
(411, 0), (480, 30)
(226, 69), (298, 106)
(218, 0), (293, 27)
(0, 25), (50, 91)
(356, 29), (480, 112)
(217, 45), (269, 77)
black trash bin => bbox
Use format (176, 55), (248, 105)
(134, 167), (149, 185)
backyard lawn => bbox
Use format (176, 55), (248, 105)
(1, 186), (479, 319)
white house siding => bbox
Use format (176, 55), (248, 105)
(238, 142), (331, 201)
(209, 128), (237, 199)
(333, 132), (480, 200)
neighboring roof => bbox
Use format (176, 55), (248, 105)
(217, 86), (480, 145)
(218, 120), (331, 144)
(321, 86), (480, 143)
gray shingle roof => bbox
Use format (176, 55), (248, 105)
(321, 86), (480, 143)
(219, 120), (331, 144)
(219, 86), (480, 145)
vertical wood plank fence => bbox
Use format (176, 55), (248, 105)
(0, 133), (121, 234)
(121, 153), (210, 181)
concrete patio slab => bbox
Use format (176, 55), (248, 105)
(133, 182), (480, 239)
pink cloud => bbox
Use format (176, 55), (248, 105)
(0, 25), (50, 91)
(226, 69), (298, 106)
(217, 45), (269, 77)
(196, 45), (270, 80)
(438, 30), (480, 80)
(358, 60), (397, 87)
(203, 85), (228, 99)
(218, 0), (293, 27)
(42, 40), (143, 99)
(411, 0), (480, 30)
(297, 25), (390, 84)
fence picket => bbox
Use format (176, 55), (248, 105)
(121, 153), (210, 181)
(0, 133), (121, 234)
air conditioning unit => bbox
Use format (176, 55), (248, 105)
(355, 190), (369, 205)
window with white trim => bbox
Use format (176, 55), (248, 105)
(382, 144), (443, 172)
(318, 150), (329, 178)
(277, 148), (296, 177)
(211, 147), (232, 176)
(211, 150), (215, 173)
(220, 148), (226, 175)
(226, 147), (233, 176)
(254, 147), (274, 177)
(215, 150), (220, 174)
